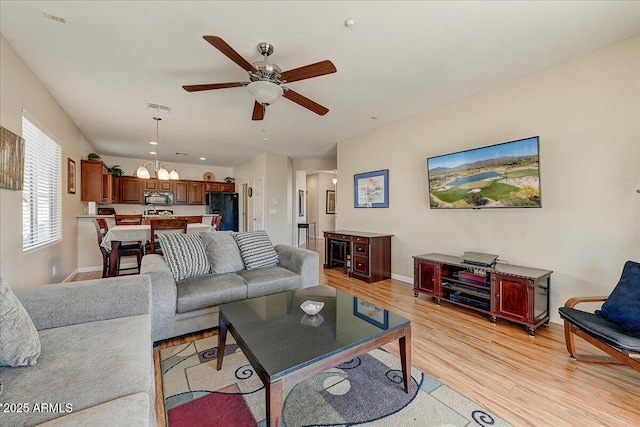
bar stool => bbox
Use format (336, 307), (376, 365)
(329, 240), (349, 274)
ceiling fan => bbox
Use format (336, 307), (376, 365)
(182, 36), (337, 120)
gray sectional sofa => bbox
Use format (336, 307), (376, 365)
(0, 274), (155, 427)
(141, 231), (319, 342)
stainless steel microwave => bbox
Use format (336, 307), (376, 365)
(143, 191), (174, 206)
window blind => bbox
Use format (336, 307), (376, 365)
(22, 114), (62, 251)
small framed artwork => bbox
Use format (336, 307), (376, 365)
(67, 158), (76, 194)
(353, 297), (389, 329)
(0, 126), (25, 190)
(326, 190), (335, 214)
(354, 169), (389, 208)
(298, 189), (304, 217)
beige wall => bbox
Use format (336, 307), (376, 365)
(337, 36), (640, 324)
(0, 35), (91, 287)
(234, 152), (293, 245)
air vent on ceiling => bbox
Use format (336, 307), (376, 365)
(147, 103), (172, 114)
(43, 12), (66, 23)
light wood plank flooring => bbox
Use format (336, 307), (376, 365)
(73, 238), (640, 426)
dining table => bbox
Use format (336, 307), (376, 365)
(101, 223), (214, 277)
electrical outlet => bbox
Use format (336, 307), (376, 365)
(52, 265), (56, 277)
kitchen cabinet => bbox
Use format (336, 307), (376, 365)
(413, 253), (552, 336)
(144, 180), (173, 192)
(174, 181), (188, 204)
(188, 181), (205, 205)
(205, 182), (235, 193)
(81, 160), (113, 203)
(119, 176), (143, 204)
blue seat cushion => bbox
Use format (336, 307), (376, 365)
(559, 307), (640, 352)
(597, 261), (640, 331)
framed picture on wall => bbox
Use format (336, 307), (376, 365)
(298, 189), (304, 217)
(326, 190), (335, 214)
(67, 158), (76, 194)
(354, 169), (389, 208)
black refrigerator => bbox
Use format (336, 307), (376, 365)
(206, 192), (239, 231)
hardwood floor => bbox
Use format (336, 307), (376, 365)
(72, 238), (640, 426)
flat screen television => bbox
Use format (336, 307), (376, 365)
(427, 136), (541, 209)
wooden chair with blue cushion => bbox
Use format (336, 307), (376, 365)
(558, 260), (640, 373)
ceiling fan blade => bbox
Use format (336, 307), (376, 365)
(281, 60), (337, 83)
(203, 36), (257, 73)
(182, 82), (245, 92)
(252, 101), (265, 121)
(283, 89), (329, 116)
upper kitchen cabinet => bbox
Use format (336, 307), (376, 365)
(188, 181), (205, 205)
(81, 160), (113, 203)
(204, 182), (235, 193)
(119, 176), (143, 204)
(144, 180), (173, 192)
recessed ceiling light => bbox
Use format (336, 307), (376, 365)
(200, 157), (206, 161)
(344, 18), (356, 27)
(175, 152), (188, 156)
(149, 141), (157, 145)
(232, 126), (238, 130)
(43, 12), (66, 23)
(150, 151), (157, 155)
(263, 137), (268, 141)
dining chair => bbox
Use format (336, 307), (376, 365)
(148, 218), (189, 254)
(93, 218), (142, 277)
(176, 215), (203, 224)
(114, 214), (143, 225)
(211, 215), (222, 231)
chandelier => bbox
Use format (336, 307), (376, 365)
(136, 117), (179, 180)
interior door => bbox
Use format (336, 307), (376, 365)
(241, 183), (249, 232)
(253, 178), (264, 231)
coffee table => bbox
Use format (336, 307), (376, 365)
(217, 285), (411, 427)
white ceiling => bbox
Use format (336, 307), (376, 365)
(1, 1), (638, 167)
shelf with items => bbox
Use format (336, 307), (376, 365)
(413, 253), (552, 336)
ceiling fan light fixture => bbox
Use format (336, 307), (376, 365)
(247, 80), (283, 105)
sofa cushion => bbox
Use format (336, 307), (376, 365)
(0, 275), (41, 367)
(158, 233), (211, 282)
(177, 273), (248, 313)
(0, 314), (153, 426)
(236, 267), (302, 298)
(232, 230), (279, 270)
(598, 260), (640, 331)
(200, 231), (245, 273)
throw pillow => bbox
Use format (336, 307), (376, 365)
(158, 233), (211, 282)
(200, 231), (246, 274)
(232, 230), (279, 270)
(0, 275), (41, 367)
(597, 260), (640, 331)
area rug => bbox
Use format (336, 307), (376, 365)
(160, 336), (513, 427)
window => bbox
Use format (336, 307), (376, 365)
(22, 114), (62, 251)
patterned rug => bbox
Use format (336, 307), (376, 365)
(160, 335), (513, 427)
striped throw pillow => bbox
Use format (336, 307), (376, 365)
(158, 233), (211, 282)
(232, 230), (279, 270)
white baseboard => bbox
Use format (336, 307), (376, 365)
(391, 273), (413, 284)
(62, 268), (79, 283)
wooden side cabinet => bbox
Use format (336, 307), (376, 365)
(414, 259), (440, 297)
(413, 253), (552, 336)
(323, 231), (392, 283)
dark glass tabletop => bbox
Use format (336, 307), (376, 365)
(219, 285), (410, 381)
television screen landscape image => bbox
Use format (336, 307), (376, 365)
(427, 136), (541, 209)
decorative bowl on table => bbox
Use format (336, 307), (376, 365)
(300, 300), (324, 316)
(300, 314), (324, 327)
